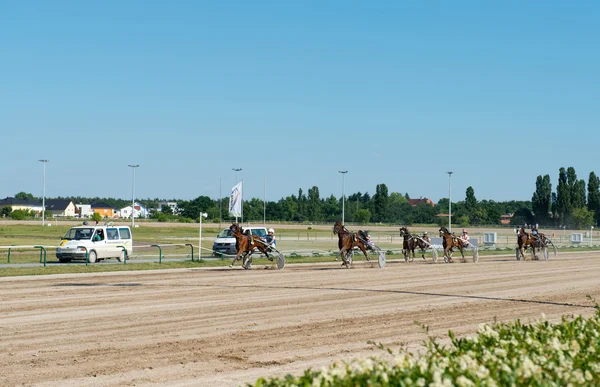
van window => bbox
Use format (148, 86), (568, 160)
(93, 229), (105, 241)
(251, 229), (267, 238)
(107, 228), (120, 240)
(64, 228), (94, 240)
(218, 229), (233, 238)
(119, 228), (131, 239)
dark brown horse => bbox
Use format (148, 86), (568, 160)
(438, 227), (464, 263)
(229, 223), (272, 269)
(333, 221), (369, 267)
(399, 227), (419, 262)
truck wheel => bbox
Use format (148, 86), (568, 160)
(88, 251), (97, 263)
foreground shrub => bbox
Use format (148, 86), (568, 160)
(251, 303), (600, 386)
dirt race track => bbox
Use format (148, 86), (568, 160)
(2, 252), (600, 387)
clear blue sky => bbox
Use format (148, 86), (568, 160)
(2, 1), (599, 204)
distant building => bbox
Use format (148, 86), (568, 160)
(0, 197), (43, 213)
(76, 204), (93, 218)
(45, 199), (78, 217)
(408, 198), (435, 207)
(500, 214), (513, 225)
(91, 202), (116, 218)
(120, 203), (149, 219)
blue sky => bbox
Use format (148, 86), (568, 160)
(1, 1), (599, 204)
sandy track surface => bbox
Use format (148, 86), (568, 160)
(1, 253), (599, 386)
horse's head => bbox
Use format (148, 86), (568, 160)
(399, 227), (409, 236)
(333, 221), (343, 235)
(229, 223), (242, 235)
(439, 227), (449, 236)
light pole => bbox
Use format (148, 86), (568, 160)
(339, 171), (348, 224)
(38, 160), (48, 226)
(128, 164), (139, 227)
(199, 212), (208, 259)
(219, 177), (222, 230)
(591, 226), (594, 246)
(232, 168), (242, 184)
(446, 171), (453, 232)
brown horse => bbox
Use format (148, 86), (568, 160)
(399, 227), (419, 262)
(229, 223), (272, 269)
(517, 226), (540, 260)
(438, 227), (464, 263)
(333, 221), (369, 268)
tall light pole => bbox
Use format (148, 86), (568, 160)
(39, 160), (48, 226)
(232, 168), (242, 184)
(339, 170), (348, 224)
(591, 225), (594, 246)
(263, 177), (266, 224)
(128, 164), (139, 227)
(446, 171), (453, 232)
(219, 177), (222, 230)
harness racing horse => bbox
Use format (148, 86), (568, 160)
(333, 221), (370, 268)
(517, 226), (540, 260)
(438, 227), (465, 263)
(516, 227), (556, 260)
(229, 223), (273, 269)
(399, 227), (419, 262)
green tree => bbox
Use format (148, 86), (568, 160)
(1, 206), (12, 217)
(10, 209), (26, 220)
(572, 179), (586, 209)
(354, 209), (371, 224)
(15, 192), (35, 200)
(571, 207), (594, 229)
(457, 215), (470, 227)
(307, 186), (321, 221)
(372, 184), (389, 222)
(160, 205), (173, 215)
(465, 186), (477, 213)
(588, 172), (600, 224)
(532, 175), (552, 223)
(92, 212), (102, 222)
(556, 167), (571, 223)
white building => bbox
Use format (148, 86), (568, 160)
(120, 203), (149, 219)
(76, 204), (93, 218)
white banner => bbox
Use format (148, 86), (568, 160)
(229, 182), (243, 217)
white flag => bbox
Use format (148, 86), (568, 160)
(229, 182), (243, 217)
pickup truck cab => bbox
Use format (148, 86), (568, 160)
(56, 224), (133, 263)
(212, 226), (267, 256)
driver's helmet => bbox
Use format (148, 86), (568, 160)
(268, 228), (275, 234)
(423, 231), (428, 235)
(462, 229), (468, 234)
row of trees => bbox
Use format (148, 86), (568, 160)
(18, 170), (600, 228)
(8, 183), (531, 226)
(531, 167), (599, 228)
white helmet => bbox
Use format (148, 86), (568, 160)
(268, 228), (275, 234)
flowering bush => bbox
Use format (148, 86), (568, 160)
(250, 303), (600, 386)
